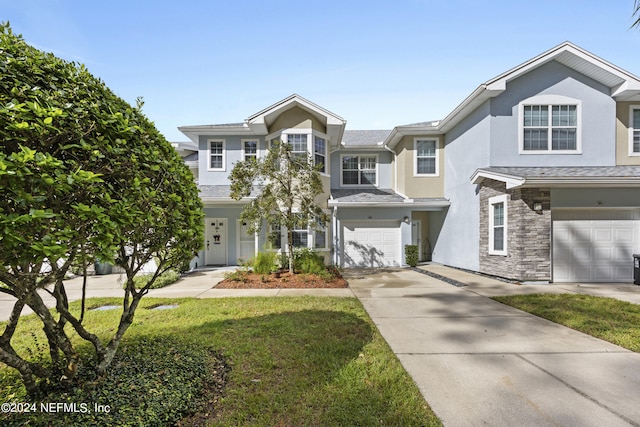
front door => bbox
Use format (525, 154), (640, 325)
(205, 218), (227, 265)
(411, 220), (422, 261)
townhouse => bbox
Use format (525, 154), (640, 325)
(176, 42), (640, 283)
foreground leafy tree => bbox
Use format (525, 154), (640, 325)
(230, 140), (328, 272)
(0, 23), (203, 395)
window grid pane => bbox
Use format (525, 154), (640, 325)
(342, 156), (376, 185)
(417, 158), (436, 174)
(551, 129), (577, 150)
(210, 141), (223, 169)
(314, 136), (326, 172)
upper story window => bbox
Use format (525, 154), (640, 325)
(629, 106), (640, 156)
(414, 138), (438, 176)
(341, 155), (377, 186)
(267, 129), (329, 174)
(314, 136), (326, 173)
(519, 96), (581, 154)
(242, 139), (258, 161)
(208, 139), (225, 171)
(488, 194), (508, 256)
(287, 134), (308, 159)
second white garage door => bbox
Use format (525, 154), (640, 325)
(552, 210), (640, 282)
(342, 221), (401, 267)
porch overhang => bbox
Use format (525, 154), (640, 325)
(471, 166), (640, 189)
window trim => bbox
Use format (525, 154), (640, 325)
(518, 95), (582, 155)
(207, 139), (226, 171)
(488, 194), (508, 256)
(241, 139), (259, 162)
(340, 154), (378, 187)
(629, 105), (640, 157)
(414, 138), (439, 177)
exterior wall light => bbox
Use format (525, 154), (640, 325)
(403, 216), (410, 223)
(533, 202), (543, 211)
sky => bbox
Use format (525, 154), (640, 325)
(3, 1), (640, 142)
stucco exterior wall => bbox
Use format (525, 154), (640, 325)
(432, 101), (491, 271)
(489, 61), (615, 167)
(395, 135), (445, 198)
(269, 106), (326, 133)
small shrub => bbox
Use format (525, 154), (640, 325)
(404, 245), (419, 267)
(253, 251), (277, 275)
(224, 269), (248, 282)
(293, 248), (326, 274)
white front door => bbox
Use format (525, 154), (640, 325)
(205, 218), (227, 265)
(237, 220), (256, 264)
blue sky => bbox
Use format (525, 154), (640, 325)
(3, 1), (640, 141)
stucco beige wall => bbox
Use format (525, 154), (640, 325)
(395, 135), (445, 198)
(269, 106), (326, 134)
(616, 102), (640, 165)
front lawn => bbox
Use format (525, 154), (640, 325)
(493, 294), (640, 352)
(0, 297), (440, 426)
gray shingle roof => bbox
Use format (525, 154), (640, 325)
(183, 152), (198, 162)
(341, 130), (391, 146)
(330, 188), (405, 203)
(197, 185), (260, 199)
(479, 166), (640, 178)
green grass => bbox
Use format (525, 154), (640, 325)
(0, 297), (440, 426)
(493, 294), (640, 352)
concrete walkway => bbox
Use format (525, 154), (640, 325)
(4, 264), (640, 425)
(347, 266), (640, 426)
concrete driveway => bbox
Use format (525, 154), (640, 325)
(346, 267), (640, 426)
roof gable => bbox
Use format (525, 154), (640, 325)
(437, 42), (640, 133)
(247, 94), (346, 142)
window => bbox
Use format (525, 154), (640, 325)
(268, 223), (282, 249)
(208, 139), (225, 171)
(287, 134), (307, 159)
(630, 106), (640, 156)
(341, 155), (377, 186)
(488, 195), (508, 256)
(243, 140), (258, 161)
(415, 139), (438, 175)
(520, 100), (580, 153)
(291, 215), (309, 248)
(314, 217), (327, 249)
(314, 136), (326, 173)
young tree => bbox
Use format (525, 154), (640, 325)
(0, 23), (203, 395)
(229, 140), (329, 272)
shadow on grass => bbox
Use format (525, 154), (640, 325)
(2, 296), (440, 426)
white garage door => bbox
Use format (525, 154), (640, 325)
(342, 221), (401, 267)
(552, 210), (640, 282)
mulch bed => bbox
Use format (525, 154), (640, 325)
(216, 270), (348, 289)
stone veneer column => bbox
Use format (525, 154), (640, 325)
(479, 181), (551, 282)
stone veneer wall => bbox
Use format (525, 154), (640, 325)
(479, 180), (551, 282)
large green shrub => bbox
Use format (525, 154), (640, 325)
(0, 23), (203, 395)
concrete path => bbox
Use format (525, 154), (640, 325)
(347, 267), (640, 426)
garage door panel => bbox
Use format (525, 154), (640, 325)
(342, 221), (400, 268)
(553, 210), (640, 283)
